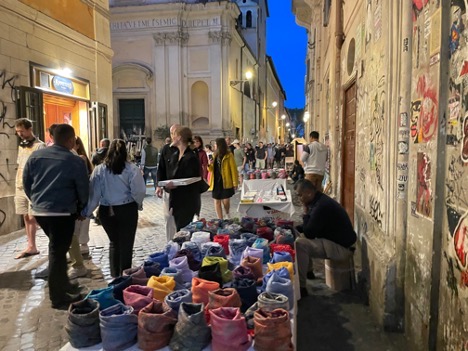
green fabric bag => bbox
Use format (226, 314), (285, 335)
(202, 256), (232, 283)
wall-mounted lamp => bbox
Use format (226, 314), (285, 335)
(265, 101), (278, 111)
(303, 111), (310, 122)
(230, 70), (253, 87)
(286, 122), (290, 127)
(281, 114), (286, 120)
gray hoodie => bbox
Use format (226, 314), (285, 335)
(300, 141), (328, 175)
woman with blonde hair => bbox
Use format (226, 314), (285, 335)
(158, 126), (202, 230)
(82, 139), (146, 277)
(209, 137), (238, 219)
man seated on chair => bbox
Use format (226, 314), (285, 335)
(294, 179), (357, 298)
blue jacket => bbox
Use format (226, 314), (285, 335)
(23, 144), (89, 214)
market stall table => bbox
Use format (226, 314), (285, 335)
(238, 179), (295, 218)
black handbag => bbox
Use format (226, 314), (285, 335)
(199, 179), (210, 193)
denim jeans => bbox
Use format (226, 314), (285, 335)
(143, 166), (157, 189)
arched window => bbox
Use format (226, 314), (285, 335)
(246, 11), (252, 28)
(191, 81), (209, 129)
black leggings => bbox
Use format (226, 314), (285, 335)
(99, 202), (138, 277)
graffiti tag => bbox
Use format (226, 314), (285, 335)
(369, 195), (383, 227)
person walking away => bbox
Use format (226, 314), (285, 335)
(245, 143), (256, 172)
(255, 141), (267, 170)
(141, 137), (159, 191)
(90, 138), (110, 225)
(82, 139), (146, 278)
(23, 124), (89, 309)
(267, 143), (276, 169)
(194, 136), (208, 181)
(274, 144), (283, 168)
(294, 179), (357, 298)
(158, 127), (202, 230)
(91, 138), (110, 166)
(209, 138), (238, 219)
(14, 118), (46, 259)
(300, 131), (328, 191)
(194, 136), (209, 217)
(67, 137), (93, 279)
(233, 139), (246, 186)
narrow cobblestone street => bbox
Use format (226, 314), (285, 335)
(0, 186), (405, 351)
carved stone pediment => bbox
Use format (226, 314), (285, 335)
(209, 31), (232, 45)
(153, 31), (189, 45)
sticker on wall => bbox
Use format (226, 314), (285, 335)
(449, 10), (464, 57)
(412, 0), (430, 21)
(410, 99), (422, 143)
(416, 152), (432, 217)
(397, 182), (406, 199)
(398, 140), (409, 154)
(400, 112), (408, 127)
(453, 210), (468, 287)
(411, 75), (439, 143)
(461, 115), (468, 162)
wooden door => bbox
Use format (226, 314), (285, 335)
(342, 83), (357, 224)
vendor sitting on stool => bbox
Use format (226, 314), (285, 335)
(294, 179), (357, 298)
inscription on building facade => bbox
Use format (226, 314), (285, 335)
(111, 17), (220, 30)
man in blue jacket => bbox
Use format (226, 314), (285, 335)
(294, 179), (357, 298)
(23, 124), (89, 309)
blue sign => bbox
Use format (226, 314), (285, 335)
(52, 76), (74, 95)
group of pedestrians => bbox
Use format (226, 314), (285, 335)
(14, 119), (146, 308)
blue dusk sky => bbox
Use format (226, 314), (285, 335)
(266, 1), (308, 109)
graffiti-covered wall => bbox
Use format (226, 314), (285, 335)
(437, 1), (468, 349)
(349, 0), (397, 326)
(406, 0), (443, 348)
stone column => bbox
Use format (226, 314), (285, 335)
(153, 33), (168, 127)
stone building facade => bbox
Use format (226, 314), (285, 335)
(110, 0), (284, 146)
(0, 0), (113, 235)
(293, 0), (468, 349)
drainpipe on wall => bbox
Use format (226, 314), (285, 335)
(330, 0), (344, 198)
(393, 0), (412, 332)
(240, 43), (245, 140)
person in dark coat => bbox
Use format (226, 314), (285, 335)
(294, 179), (357, 298)
(290, 160), (305, 183)
(158, 126), (201, 230)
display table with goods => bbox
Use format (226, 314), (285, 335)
(238, 178), (295, 219)
(60, 217), (299, 351)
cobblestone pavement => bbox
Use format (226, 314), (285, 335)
(0, 185), (405, 351)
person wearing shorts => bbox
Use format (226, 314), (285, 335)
(14, 118), (46, 259)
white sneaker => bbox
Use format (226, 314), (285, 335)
(68, 267), (87, 279)
(80, 244), (89, 255)
(225, 213), (231, 220)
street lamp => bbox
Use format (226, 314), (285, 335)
(286, 122), (290, 127)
